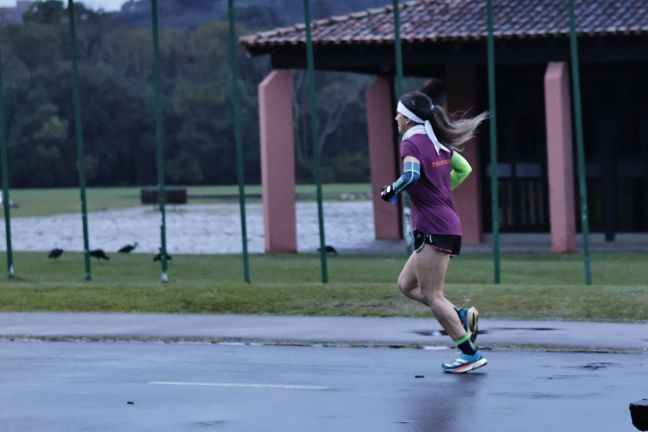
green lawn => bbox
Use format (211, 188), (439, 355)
(0, 252), (646, 321)
(1, 184), (371, 217)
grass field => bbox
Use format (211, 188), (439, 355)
(1, 184), (371, 217)
(0, 252), (646, 321)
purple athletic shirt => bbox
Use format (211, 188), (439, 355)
(400, 133), (462, 236)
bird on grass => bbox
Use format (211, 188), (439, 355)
(48, 248), (64, 259)
(118, 242), (138, 253)
(317, 245), (338, 255)
(89, 249), (110, 261)
(153, 248), (172, 262)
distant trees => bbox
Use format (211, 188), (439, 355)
(0, 0), (379, 187)
(293, 71), (371, 183)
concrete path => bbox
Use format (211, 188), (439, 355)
(1, 312), (646, 352)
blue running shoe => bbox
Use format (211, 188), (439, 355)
(442, 351), (488, 374)
(457, 306), (479, 344)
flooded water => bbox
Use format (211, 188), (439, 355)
(0, 202), (380, 254)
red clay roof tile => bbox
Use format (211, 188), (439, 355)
(241, 0), (648, 50)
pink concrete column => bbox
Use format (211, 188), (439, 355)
(544, 62), (576, 253)
(446, 64), (482, 244)
(366, 76), (401, 240)
(259, 70), (296, 252)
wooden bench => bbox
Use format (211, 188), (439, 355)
(140, 187), (188, 205)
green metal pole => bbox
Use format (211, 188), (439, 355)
(392, 0), (404, 97)
(303, 0), (328, 284)
(568, 0), (592, 285)
(227, 0), (251, 283)
(67, 0), (92, 281)
(391, 0), (414, 255)
(150, 0), (168, 283)
(486, 0), (501, 284)
(0, 50), (14, 279)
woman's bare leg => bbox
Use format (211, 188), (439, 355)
(414, 245), (464, 339)
(397, 253), (428, 306)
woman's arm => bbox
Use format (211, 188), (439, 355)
(450, 152), (472, 189)
(380, 156), (421, 204)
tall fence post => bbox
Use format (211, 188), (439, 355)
(568, 0), (592, 285)
(391, 0), (414, 255)
(227, 0), (251, 283)
(67, 0), (92, 281)
(303, 0), (328, 284)
(0, 50), (14, 279)
(150, 0), (169, 283)
(486, 0), (501, 284)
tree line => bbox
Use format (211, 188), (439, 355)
(0, 0), (379, 188)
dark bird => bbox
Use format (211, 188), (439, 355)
(48, 248), (64, 259)
(153, 248), (172, 262)
(317, 245), (338, 255)
(89, 249), (110, 261)
(118, 242), (138, 253)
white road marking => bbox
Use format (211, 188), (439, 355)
(148, 381), (330, 390)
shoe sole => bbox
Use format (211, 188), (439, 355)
(466, 307), (479, 344)
(444, 358), (488, 374)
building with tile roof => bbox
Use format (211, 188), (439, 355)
(249, 0), (648, 43)
(242, 0), (648, 252)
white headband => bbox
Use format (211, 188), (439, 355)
(397, 101), (425, 124)
(397, 101), (450, 155)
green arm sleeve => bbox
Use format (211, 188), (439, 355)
(450, 152), (472, 189)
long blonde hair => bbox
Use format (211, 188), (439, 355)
(399, 91), (487, 151)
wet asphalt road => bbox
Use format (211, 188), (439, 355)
(0, 340), (644, 432)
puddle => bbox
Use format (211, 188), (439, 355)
(192, 420), (226, 427)
(545, 374), (586, 380)
(577, 362), (617, 370)
(411, 330), (444, 337)
(487, 327), (558, 332)
(412, 329), (490, 337)
(411, 327), (558, 337)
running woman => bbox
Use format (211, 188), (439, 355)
(381, 91), (487, 373)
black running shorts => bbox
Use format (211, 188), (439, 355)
(413, 231), (462, 256)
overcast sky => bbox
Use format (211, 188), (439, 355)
(0, 0), (126, 11)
